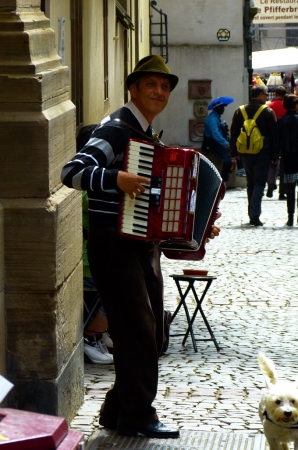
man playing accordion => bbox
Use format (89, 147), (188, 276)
(61, 55), (220, 439)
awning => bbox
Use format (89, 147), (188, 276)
(252, 47), (298, 73)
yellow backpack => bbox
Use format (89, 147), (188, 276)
(236, 104), (268, 154)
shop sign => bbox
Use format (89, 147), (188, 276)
(253, 0), (298, 23)
(188, 80), (212, 100)
(217, 29), (230, 41)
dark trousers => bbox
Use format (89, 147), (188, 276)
(87, 229), (164, 426)
(279, 157), (287, 196)
(215, 144), (232, 183)
(266, 159), (287, 196)
(203, 137), (231, 182)
(286, 182), (296, 215)
(242, 150), (270, 219)
(267, 162), (278, 189)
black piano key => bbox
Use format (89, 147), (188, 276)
(139, 158), (153, 165)
(135, 197), (149, 204)
(139, 152), (154, 156)
(138, 164), (152, 171)
(137, 171), (152, 178)
(134, 215), (147, 222)
(134, 207), (149, 213)
(132, 228), (147, 235)
(134, 210), (148, 217)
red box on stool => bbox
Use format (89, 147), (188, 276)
(0, 408), (84, 449)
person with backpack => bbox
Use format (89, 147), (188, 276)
(230, 85), (277, 226)
(274, 94), (298, 226)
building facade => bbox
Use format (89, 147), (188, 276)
(150, 0), (250, 150)
(0, 0), (251, 421)
(0, 0), (150, 422)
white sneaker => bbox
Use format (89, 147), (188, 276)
(84, 336), (113, 364)
(102, 331), (113, 349)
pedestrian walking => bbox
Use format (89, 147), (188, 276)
(274, 94), (298, 226)
(230, 85), (277, 226)
(266, 85), (287, 200)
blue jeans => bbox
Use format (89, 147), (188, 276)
(242, 150), (270, 219)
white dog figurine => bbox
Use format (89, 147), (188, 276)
(258, 352), (298, 450)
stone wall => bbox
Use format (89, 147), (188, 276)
(0, 1), (83, 422)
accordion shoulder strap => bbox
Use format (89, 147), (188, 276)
(111, 118), (162, 144)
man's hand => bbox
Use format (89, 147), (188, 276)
(117, 171), (150, 199)
(209, 225), (220, 239)
(205, 211), (221, 243)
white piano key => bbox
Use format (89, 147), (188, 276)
(128, 149), (153, 158)
(127, 154), (153, 164)
(120, 227), (147, 237)
(122, 217), (148, 230)
(126, 163), (152, 177)
(129, 141), (154, 151)
(123, 198), (149, 206)
(121, 221), (148, 231)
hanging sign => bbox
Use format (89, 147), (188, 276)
(253, 0), (298, 23)
(217, 29), (230, 41)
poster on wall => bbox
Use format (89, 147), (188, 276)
(253, 0), (298, 23)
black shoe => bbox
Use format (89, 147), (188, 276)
(266, 185), (275, 198)
(287, 215), (294, 226)
(117, 420), (180, 439)
(279, 194), (287, 200)
(99, 416), (118, 430)
(250, 218), (263, 226)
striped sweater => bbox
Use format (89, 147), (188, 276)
(61, 106), (154, 229)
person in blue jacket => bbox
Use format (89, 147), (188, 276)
(203, 99), (234, 184)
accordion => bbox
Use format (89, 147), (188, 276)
(117, 138), (225, 261)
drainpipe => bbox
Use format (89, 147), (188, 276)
(244, 0), (258, 98)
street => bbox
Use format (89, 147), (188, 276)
(71, 185), (298, 449)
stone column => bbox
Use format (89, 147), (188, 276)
(0, 1), (84, 422)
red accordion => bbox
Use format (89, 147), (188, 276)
(117, 138), (225, 260)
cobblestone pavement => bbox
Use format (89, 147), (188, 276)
(70, 186), (298, 448)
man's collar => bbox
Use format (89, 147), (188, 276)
(124, 101), (149, 132)
(250, 99), (265, 104)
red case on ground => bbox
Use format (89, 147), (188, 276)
(0, 408), (84, 449)
(57, 430), (84, 449)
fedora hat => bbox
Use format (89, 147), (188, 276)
(126, 55), (179, 91)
